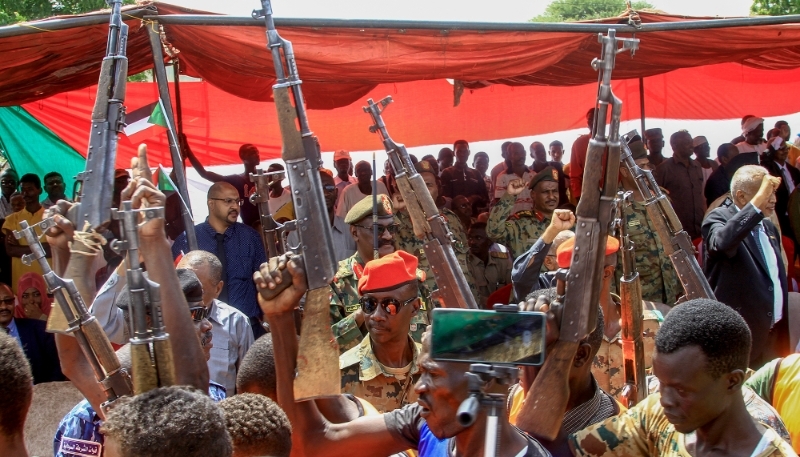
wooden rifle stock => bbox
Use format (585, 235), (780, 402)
(518, 30), (638, 441)
(363, 96), (477, 310)
(112, 203), (174, 394)
(255, 0), (339, 400)
(14, 219), (133, 411)
(616, 192), (647, 408)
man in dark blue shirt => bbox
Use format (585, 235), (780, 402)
(172, 182), (267, 338)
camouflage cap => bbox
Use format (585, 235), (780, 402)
(414, 160), (436, 175)
(529, 165), (559, 190)
(344, 194), (394, 225)
(627, 136), (647, 160)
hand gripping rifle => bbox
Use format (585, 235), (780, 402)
(14, 219), (132, 413)
(517, 30), (638, 440)
(74, 0), (128, 231)
(253, 0), (339, 400)
(111, 202), (175, 394)
(614, 191), (647, 408)
(620, 130), (715, 302)
(364, 96), (477, 310)
(249, 169), (287, 258)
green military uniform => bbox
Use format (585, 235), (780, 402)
(330, 195), (430, 352)
(467, 251), (511, 308)
(393, 207), (477, 305)
(339, 336), (421, 413)
(486, 192), (550, 259)
(591, 295), (664, 400)
(616, 199), (681, 304)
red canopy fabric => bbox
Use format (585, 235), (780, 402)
(23, 62), (800, 167)
(4, 3), (800, 109)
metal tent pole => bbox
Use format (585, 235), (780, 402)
(639, 77), (646, 135)
(146, 22), (198, 251)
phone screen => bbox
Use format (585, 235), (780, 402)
(430, 309), (546, 366)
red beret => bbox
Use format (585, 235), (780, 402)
(358, 250), (419, 294)
(556, 235), (619, 269)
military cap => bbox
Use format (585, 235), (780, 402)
(344, 194), (394, 225)
(529, 166), (559, 190)
(415, 160), (436, 175)
(644, 128), (663, 139)
(627, 136), (647, 160)
(358, 250), (419, 294)
(556, 235), (619, 269)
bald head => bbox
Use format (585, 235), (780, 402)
(208, 182), (238, 199)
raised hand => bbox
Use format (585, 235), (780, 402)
(507, 178), (527, 196)
(254, 253), (308, 317)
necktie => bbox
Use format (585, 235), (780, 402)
(752, 226), (767, 263)
(215, 233), (230, 303)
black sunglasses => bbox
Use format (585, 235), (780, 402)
(189, 305), (210, 322)
(355, 224), (400, 235)
(359, 295), (418, 316)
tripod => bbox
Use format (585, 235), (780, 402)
(456, 364), (519, 457)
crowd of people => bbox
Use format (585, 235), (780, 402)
(2, 110), (800, 457)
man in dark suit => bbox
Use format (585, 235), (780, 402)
(0, 282), (63, 383)
(761, 133), (800, 243)
(702, 165), (789, 369)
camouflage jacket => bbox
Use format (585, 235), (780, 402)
(467, 251), (512, 308)
(569, 391), (795, 457)
(394, 208), (477, 304)
(591, 296), (664, 400)
(486, 192), (550, 259)
(616, 199), (681, 304)
(339, 336), (421, 413)
(330, 252), (429, 352)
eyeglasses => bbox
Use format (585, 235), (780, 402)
(355, 224), (400, 234)
(0, 298), (14, 305)
(359, 295), (418, 316)
(189, 305), (210, 322)
(209, 197), (244, 206)
(322, 185), (336, 193)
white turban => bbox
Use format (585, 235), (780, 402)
(742, 117), (765, 136)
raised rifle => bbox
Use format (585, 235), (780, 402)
(364, 96), (478, 310)
(516, 29), (638, 440)
(111, 202), (175, 394)
(614, 191), (647, 408)
(620, 130), (715, 302)
(253, 0), (340, 400)
(249, 169), (287, 258)
(14, 219), (132, 413)
(74, 0), (128, 231)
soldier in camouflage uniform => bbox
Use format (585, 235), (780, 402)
(466, 222), (511, 308)
(570, 301), (795, 457)
(487, 165), (560, 259)
(339, 251), (422, 413)
(619, 135), (681, 304)
(390, 160), (477, 303)
(330, 194), (429, 352)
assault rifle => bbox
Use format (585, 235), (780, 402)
(253, 0), (339, 400)
(111, 202), (175, 394)
(74, 0), (128, 231)
(249, 169), (287, 258)
(614, 191), (647, 408)
(517, 30), (638, 440)
(364, 96), (477, 310)
(14, 219), (133, 413)
(620, 130), (715, 302)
